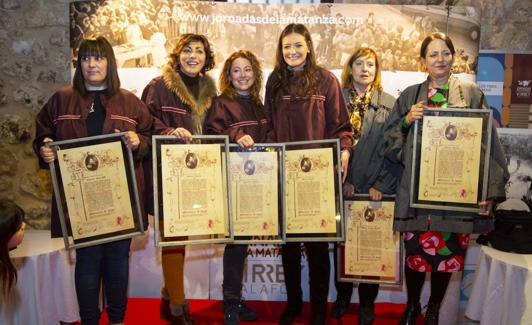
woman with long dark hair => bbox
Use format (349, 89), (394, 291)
(0, 199), (25, 298)
(34, 36), (153, 325)
(264, 23), (352, 325)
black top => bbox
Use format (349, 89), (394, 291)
(86, 90), (106, 136)
(178, 70), (200, 99)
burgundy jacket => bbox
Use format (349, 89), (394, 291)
(264, 67), (353, 148)
(33, 86), (153, 237)
(141, 64), (217, 134)
(203, 94), (270, 143)
(141, 64), (217, 214)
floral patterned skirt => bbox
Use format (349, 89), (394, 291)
(404, 231), (470, 272)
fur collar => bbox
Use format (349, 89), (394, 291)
(162, 63), (217, 119)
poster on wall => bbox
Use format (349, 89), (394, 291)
(69, 1), (481, 96)
(511, 54), (532, 105)
(477, 51), (532, 128)
(497, 128), (532, 212)
(477, 52), (505, 127)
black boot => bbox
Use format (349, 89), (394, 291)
(310, 310), (326, 325)
(168, 302), (195, 325)
(237, 300), (257, 321)
(423, 302), (440, 325)
(310, 301), (327, 325)
(160, 297), (171, 321)
(224, 300), (240, 325)
(278, 302), (302, 325)
(331, 298), (350, 318)
(398, 301), (421, 325)
(358, 302), (375, 325)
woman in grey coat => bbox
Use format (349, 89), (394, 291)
(332, 47), (401, 325)
(384, 32), (508, 325)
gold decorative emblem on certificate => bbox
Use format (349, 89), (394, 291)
(344, 200), (398, 277)
(418, 116), (483, 204)
(229, 151), (279, 236)
(285, 148), (336, 233)
(160, 144), (224, 237)
(57, 141), (135, 239)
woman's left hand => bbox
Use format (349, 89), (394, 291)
(236, 135), (255, 148)
(117, 129), (140, 150)
(369, 187), (383, 201)
(478, 200), (494, 216)
(171, 127), (193, 143)
(341, 150), (350, 183)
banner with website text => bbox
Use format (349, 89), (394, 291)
(71, 1), (480, 97)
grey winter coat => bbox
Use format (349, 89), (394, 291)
(345, 88), (401, 194)
(384, 76), (509, 233)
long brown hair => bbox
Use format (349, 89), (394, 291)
(341, 47), (383, 93)
(269, 24), (319, 101)
(0, 199), (24, 298)
(169, 33), (215, 73)
(219, 50), (263, 105)
(72, 36), (120, 96)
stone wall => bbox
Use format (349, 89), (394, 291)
(0, 0), (529, 230)
(0, 0), (71, 229)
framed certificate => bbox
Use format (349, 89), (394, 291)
(153, 135), (232, 246)
(229, 144), (285, 244)
(48, 133), (144, 249)
(337, 196), (402, 285)
(283, 139), (343, 242)
(411, 108), (492, 213)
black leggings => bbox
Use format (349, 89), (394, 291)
(405, 266), (452, 304)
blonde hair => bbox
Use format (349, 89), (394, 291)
(340, 47), (382, 93)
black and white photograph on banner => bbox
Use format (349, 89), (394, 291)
(497, 128), (532, 212)
(69, 1), (480, 95)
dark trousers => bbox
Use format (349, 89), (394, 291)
(405, 266), (452, 304)
(333, 243), (379, 305)
(281, 242), (330, 315)
(75, 238), (131, 325)
(223, 244), (248, 302)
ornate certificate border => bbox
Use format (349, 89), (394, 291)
(48, 133), (144, 249)
(229, 143), (285, 244)
(411, 108), (492, 213)
(337, 196), (403, 285)
(283, 139), (343, 242)
(153, 135), (232, 246)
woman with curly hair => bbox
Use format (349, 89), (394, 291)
(142, 33), (217, 325)
(204, 49), (269, 325)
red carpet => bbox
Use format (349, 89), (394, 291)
(91, 298), (422, 324)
